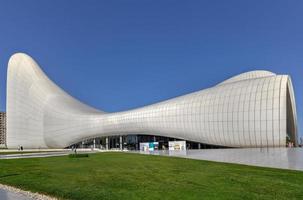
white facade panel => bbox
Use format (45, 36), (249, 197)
(6, 53), (298, 148)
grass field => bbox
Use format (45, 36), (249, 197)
(0, 152), (302, 200)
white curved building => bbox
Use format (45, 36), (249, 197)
(6, 53), (297, 148)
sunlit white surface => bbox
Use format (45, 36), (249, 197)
(6, 53), (298, 148)
(136, 148), (303, 171)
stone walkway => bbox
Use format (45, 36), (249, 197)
(0, 152), (69, 159)
(0, 149), (98, 159)
(0, 188), (32, 200)
(0, 184), (56, 200)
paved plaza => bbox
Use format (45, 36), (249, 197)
(136, 148), (303, 171)
(0, 188), (32, 200)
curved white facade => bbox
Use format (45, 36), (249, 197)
(6, 53), (297, 148)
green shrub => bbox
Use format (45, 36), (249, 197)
(68, 153), (89, 158)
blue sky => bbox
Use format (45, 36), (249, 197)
(0, 0), (302, 138)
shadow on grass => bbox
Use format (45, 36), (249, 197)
(0, 173), (21, 178)
(68, 154), (89, 158)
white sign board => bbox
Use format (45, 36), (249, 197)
(168, 141), (186, 151)
(140, 142), (159, 151)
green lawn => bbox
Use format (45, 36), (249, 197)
(0, 152), (302, 200)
